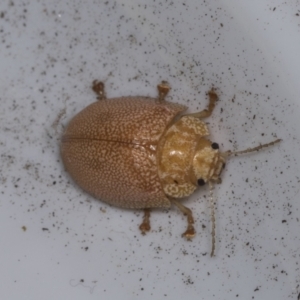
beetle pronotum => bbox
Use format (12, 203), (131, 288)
(61, 81), (281, 256)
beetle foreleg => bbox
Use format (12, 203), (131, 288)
(92, 80), (106, 100)
(184, 88), (218, 119)
(139, 208), (151, 235)
(171, 199), (196, 239)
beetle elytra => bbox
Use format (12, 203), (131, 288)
(61, 81), (281, 256)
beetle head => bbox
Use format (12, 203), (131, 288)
(193, 138), (226, 187)
(192, 138), (282, 187)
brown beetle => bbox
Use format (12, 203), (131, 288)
(61, 81), (280, 256)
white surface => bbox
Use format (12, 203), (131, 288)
(1, 1), (300, 299)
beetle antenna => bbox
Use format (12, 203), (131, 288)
(223, 138), (281, 158)
(208, 181), (216, 257)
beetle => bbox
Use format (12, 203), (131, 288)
(61, 81), (281, 256)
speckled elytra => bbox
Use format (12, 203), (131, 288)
(61, 81), (281, 256)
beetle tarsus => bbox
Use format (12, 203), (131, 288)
(139, 208), (151, 235)
(182, 224), (196, 240)
(92, 80), (106, 100)
(157, 81), (170, 102)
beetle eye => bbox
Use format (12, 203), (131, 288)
(197, 178), (205, 186)
(211, 142), (219, 150)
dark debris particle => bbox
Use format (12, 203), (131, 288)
(184, 277), (194, 285)
(22, 226), (27, 231)
(282, 220), (287, 223)
(80, 279), (84, 283)
(254, 287), (259, 292)
(42, 228), (49, 231)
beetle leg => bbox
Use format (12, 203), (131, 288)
(184, 88), (218, 119)
(92, 80), (106, 100)
(157, 81), (170, 102)
(139, 208), (151, 235)
(171, 199), (196, 239)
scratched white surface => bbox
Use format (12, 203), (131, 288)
(1, 1), (300, 299)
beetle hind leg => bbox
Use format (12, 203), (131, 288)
(185, 88), (218, 119)
(92, 80), (106, 100)
(171, 199), (195, 239)
(139, 208), (151, 235)
(157, 81), (170, 102)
